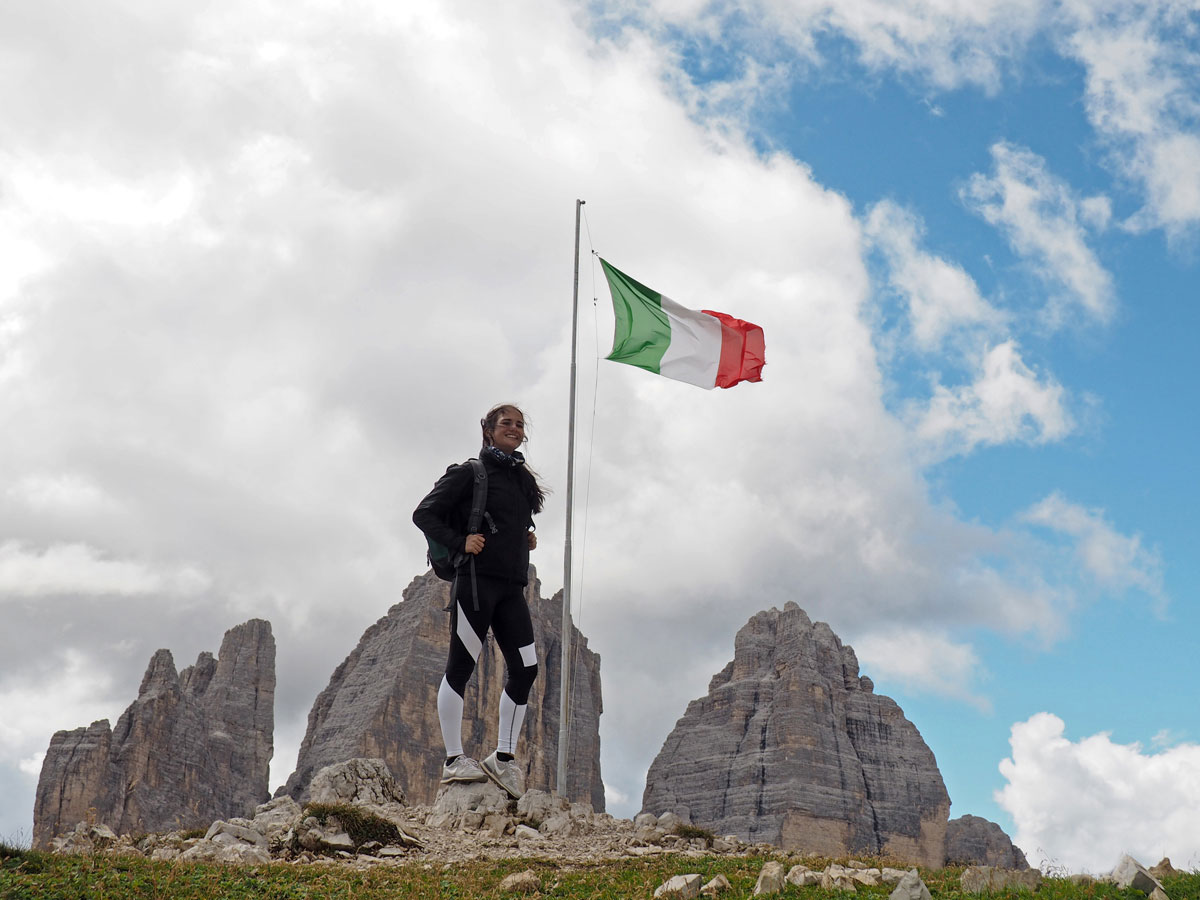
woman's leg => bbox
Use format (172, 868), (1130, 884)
(439, 575), (498, 765)
(489, 584), (538, 755)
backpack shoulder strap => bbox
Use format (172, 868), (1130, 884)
(465, 458), (488, 535)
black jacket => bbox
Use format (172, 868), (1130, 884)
(413, 451), (535, 584)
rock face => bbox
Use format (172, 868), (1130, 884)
(279, 568), (603, 809)
(641, 603), (948, 866)
(32, 619), (275, 848)
(945, 815), (1029, 869)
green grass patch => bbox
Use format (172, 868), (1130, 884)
(4, 852), (1200, 900)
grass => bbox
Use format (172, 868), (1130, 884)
(2, 836), (1199, 900)
(2, 852), (1199, 900)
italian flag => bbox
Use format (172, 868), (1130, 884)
(601, 258), (766, 389)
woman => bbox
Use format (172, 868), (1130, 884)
(412, 403), (546, 799)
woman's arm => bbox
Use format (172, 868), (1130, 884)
(413, 464), (473, 554)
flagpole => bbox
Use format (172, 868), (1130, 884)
(558, 198), (583, 797)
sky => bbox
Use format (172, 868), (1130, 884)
(1, 0), (1198, 874)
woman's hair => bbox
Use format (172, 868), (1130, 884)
(480, 403), (548, 514)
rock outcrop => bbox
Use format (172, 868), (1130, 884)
(33, 619), (275, 848)
(279, 568), (603, 809)
(641, 603), (949, 866)
(945, 815), (1028, 869)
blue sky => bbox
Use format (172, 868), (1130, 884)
(1, 0), (1198, 873)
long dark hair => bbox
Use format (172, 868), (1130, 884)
(480, 403), (548, 514)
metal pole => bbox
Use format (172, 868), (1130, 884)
(557, 198), (583, 796)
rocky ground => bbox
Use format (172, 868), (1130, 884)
(38, 758), (1183, 900)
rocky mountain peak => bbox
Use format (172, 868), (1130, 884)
(642, 604), (949, 866)
(32, 619), (275, 848)
(138, 649), (180, 697)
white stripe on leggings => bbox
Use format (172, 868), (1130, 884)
(455, 601), (483, 660)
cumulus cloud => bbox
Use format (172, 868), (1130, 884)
(961, 143), (1115, 328)
(1023, 492), (1165, 608)
(865, 199), (1004, 351)
(997, 712), (1200, 872)
(0, 0), (1160, 842)
(912, 341), (1072, 457)
(853, 629), (990, 711)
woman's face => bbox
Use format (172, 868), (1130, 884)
(489, 408), (525, 454)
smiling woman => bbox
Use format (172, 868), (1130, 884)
(411, 403), (548, 801)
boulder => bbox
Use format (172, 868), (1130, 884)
(206, 818), (267, 849)
(890, 869), (932, 900)
(642, 604), (949, 865)
(787, 865), (821, 887)
(754, 861), (786, 896)
(701, 874), (731, 895)
(514, 824), (544, 843)
(181, 818), (271, 865)
(516, 790), (568, 828)
(852, 868), (883, 886)
(48, 822), (119, 856)
(309, 758), (406, 808)
(252, 796), (302, 847)
(1111, 855), (1165, 895)
(960, 866), (1042, 893)
(822, 865), (858, 892)
(500, 869), (542, 893)
(433, 779), (512, 818)
(1150, 859), (1178, 880)
(656, 874), (703, 899)
(945, 815), (1029, 869)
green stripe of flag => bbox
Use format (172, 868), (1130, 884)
(601, 259), (671, 375)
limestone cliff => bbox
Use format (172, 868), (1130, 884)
(279, 568), (603, 809)
(32, 619), (275, 847)
(641, 603), (948, 866)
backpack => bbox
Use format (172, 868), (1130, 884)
(426, 459), (488, 581)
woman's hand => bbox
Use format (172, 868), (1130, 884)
(464, 534), (486, 555)
(527, 531), (537, 550)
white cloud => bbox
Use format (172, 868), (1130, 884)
(961, 142), (1115, 328)
(0, 0), (1157, 840)
(913, 340), (1072, 457)
(0, 542), (211, 598)
(866, 200), (1004, 350)
(0, 649), (122, 754)
(1063, 3), (1200, 237)
(1023, 492), (1165, 606)
(603, 780), (631, 808)
(637, 0), (1047, 92)
(997, 712), (1200, 873)
(853, 628), (991, 711)
(8, 473), (116, 515)
(17, 753), (45, 777)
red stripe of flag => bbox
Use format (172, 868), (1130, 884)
(703, 310), (766, 389)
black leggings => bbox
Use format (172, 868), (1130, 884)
(444, 573), (539, 703)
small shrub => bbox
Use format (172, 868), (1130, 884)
(303, 802), (402, 849)
(673, 824), (716, 842)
